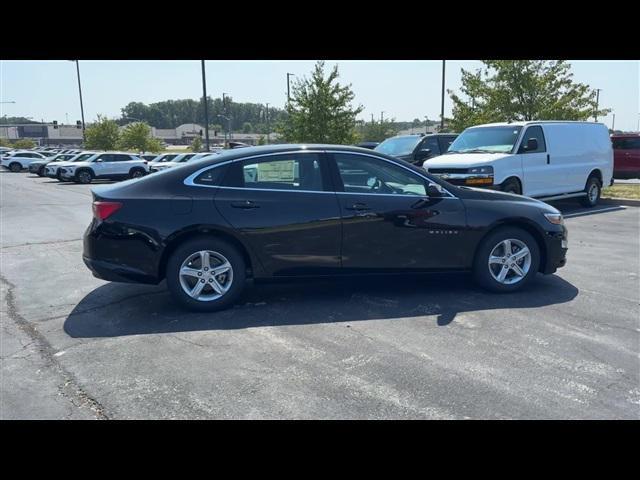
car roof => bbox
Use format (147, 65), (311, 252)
(474, 121), (607, 128)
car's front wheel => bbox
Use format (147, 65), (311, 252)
(75, 169), (93, 184)
(166, 237), (246, 312)
(9, 162), (22, 172)
(473, 227), (540, 293)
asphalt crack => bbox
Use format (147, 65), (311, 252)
(0, 274), (109, 419)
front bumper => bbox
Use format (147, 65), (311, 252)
(429, 172), (495, 188)
(541, 226), (568, 274)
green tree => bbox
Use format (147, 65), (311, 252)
(118, 122), (162, 153)
(448, 60), (610, 132)
(85, 115), (121, 150)
(190, 136), (203, 152)
(257, 135), (266, 146)
(242, 122), (252, 133)
(0, 137), (11, 147)
(358, 118), (399, 142)
(11, 139), (37, 149)
(278, 61), (363, 144)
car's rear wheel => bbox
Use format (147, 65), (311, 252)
(9, 162), (21, 172)
(166, 237), (246, 312)
(579, 175), (601, 207)
(473, 227), (540, 292)
(75, 169), (93, 184)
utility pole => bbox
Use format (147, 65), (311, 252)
(222, 93), (228, 147)
(265, 103), (270, 144)
(380, 111), (384, 123)
(74, 60), (86, 142)
(440, 60), (446, 132)
(611, 113), (615, 131)
(594, 88), (602, 122)
(287, 73), (296, 104)
(371, 114), (374, 124)
(201, 60), (210, 151)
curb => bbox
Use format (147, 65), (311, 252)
(600, 197), (640, 207)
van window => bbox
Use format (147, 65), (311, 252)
(518, 126), (546, 154)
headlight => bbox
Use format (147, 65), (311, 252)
(467, 166), (493, 175)
(543, 212), (564, 225)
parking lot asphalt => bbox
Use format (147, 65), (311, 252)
(1, 171), (639, 419)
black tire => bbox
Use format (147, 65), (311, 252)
(501, 177), (521, 195)
(129, 168), (145, 179)
(473, 227), (540, 293)
(9, 162), (22, 172)
(579, 175), (601, 207)
(38, 166), (46, 177)
(75, 169), (93, 184)
(166, 237), (246, 312)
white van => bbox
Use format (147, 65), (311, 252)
(423, 121), (613, 207)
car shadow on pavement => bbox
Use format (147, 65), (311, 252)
(64, 273), (579, 338)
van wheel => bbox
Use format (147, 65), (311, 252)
(579, 176), (601, 207)
(473, 227), (540, 293)
(166, 237), (246, 312)
(501, 178), (521, 195)
(9, 162), (22, 172)
(75, 169), (93, 184)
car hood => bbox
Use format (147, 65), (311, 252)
(424, 152), (512, 168)
(456, 186), (559, 212)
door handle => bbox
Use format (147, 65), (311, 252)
(345, 203), (371, 211)
(547, 154), (550, 164)
(230, 200), (260, 209)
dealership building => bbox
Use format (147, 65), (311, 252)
(0, 123), (279, 146)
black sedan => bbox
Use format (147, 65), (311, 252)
(83, 144), (568, 311)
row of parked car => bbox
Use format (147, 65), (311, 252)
(0, 146), (226, 184)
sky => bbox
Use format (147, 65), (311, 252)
(1, 60), (638, 131)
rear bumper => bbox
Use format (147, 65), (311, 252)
(83, 255), (160, 284)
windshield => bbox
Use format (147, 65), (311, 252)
(448, 126), (523, 154)
(73, 154), (95, 162)
(374, 136), (422, 157)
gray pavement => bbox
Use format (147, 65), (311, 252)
(1, 171), (639, 419)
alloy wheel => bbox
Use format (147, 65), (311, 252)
(178, 250), (234, 302)
(488, 238), (532, 285)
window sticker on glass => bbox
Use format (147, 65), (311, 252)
(257, 160), (296, 182)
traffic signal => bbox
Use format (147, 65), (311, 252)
(76, 121), (82, 129)
(53, 121), (58, 129)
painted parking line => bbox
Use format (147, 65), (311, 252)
(563, 206), (627, 218)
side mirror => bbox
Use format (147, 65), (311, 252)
(415, 148), (432, 160)
(524, 138), (538, 151)
(96, 159), (103, 162)
(427, 183), (444, 197)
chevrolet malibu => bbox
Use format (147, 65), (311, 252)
(83, 144), (568, 311)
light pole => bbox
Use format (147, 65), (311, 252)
(201, 60), (210, 152)
(440, 60), (446, 132)
(611, 112), (615, 131)
(594, 88), (602, 122)
(380, 111), (384, 123)
(287, 73), (296, 104)
(218, 115), (230, 148)
(72, 60), (86, 143)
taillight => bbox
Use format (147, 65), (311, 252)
(93, 201), (122, 220)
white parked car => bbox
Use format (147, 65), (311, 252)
(423, 121), (613, 207)
(58, 151), (150, 184)
(45, 152), (98, 180)
(0, 150), (48, 172)
(150, 153), (215, 172)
